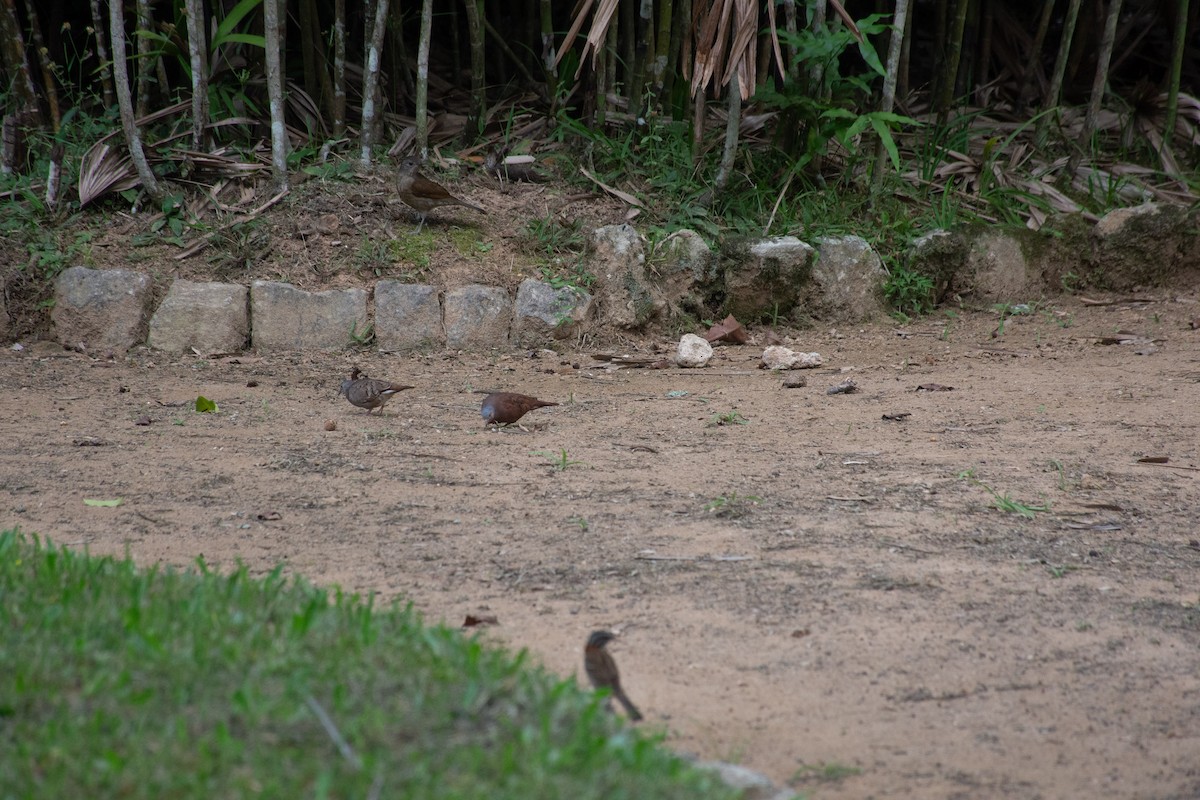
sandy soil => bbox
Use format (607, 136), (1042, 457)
(3, 298), (1199, 799)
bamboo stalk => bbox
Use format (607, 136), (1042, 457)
(872, 0), (910, 190)
(1019, 0), (1057, 109)
(781, 0), (798, 80)
(712, 77), (740, 192)
(621, 0), (635, 90)
(0, 0), (40, 121)
(485, 16), (539, 90)
(107, 0), (161, 199)
(628, 0), (653, 117)
(663, 0), (687, 108)
(651, 0), (674, 103)
(1036, 0), (1080, 146)
(935, 0), (971, 121)
(22, 0), (60, 130)
(462, 0), (487, 140)
(1162, 0), (1190, 147)
(540, 0), (557, 79)
(416, 0), (433, 157)
(333, 0), (347, 137)
(1070, 0), (1124, 174)
(360, 0), (391, 167)
(183, 0), (209, 151)
(264, 0), (289, 191)
(89, 0), (115, 108)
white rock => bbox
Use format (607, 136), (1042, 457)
(761, 345), (824, 370)
(675, 333), (713, 368)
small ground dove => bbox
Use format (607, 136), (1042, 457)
(477, 391), (558, 427)
(340, 368), (413, 414)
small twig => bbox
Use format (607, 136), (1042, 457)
(1079, 296), (1157, 306)
(615, 442), (659, 453)
(763, 169), (795, 235)
(305, 694), (363, 770)
(1136, 461), (1200, 473)
(174, 189), (289, 260)
(579, 167), (645, 208)
(878, 540), (940, 555)
(399, 451), (460, 461)
(634, 553), (753, 562)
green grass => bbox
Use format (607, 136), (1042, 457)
(957, 469), (1050, 519)
(0, 530), (735, 800)
(532, 448), (587, 471)
(704, 493), (762, 517)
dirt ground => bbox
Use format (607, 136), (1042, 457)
(3, 296), (1199, 799)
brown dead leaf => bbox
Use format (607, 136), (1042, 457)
(882, 412), (912, 421)
(134, 416), (152, 426)
(705, 315), (750, 344)
(916, 383), (954, 392)
(463, 614), (500, 628)
(1136, 456), (1169, 464)
(256, 511), (282, 521)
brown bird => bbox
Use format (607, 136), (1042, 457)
(584, 630), (643, 721)
(477, 391), (558, 427)
(396, 156), (484, 232)
(340, 367), (413, 415)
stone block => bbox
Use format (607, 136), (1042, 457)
(512, 279), (593, 344)
(250, 281), (368, 351)
(375, 281), (444, 351)
(811, 235), (887, 322)
(443, 284), (512, 349)
(52, 266), (153, 352)
(148, 279), (249, 354)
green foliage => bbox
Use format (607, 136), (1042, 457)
(708, 410), (748, 427)
(532, 448), (586, 471)
(704, 492), (761, 517)
(522, 217), (595, 290)
(0, 530), (736, 800)
(756, 13), (917, 177)
(23, 230), (95, 281)
(957, 470), (1049, 519)
(151, 192), (188, 238)
(349, 320), (375, 346)
(194, 396), (219, 413)
(137, 0), (266, 120)
(883, 265), (935, 317)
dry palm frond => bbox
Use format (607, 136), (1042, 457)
(556, 0), (620, 80)
(78, 142), (144, 207)
(692, 0), (759, 100)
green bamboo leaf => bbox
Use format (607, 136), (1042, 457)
(84, 498), (124, 507)
(195, 396), (218, 413)
(215, 0), (265, 45)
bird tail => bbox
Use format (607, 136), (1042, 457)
(614, 690), (643, 721)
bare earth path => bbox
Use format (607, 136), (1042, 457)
(3, 299), (1199, 799)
